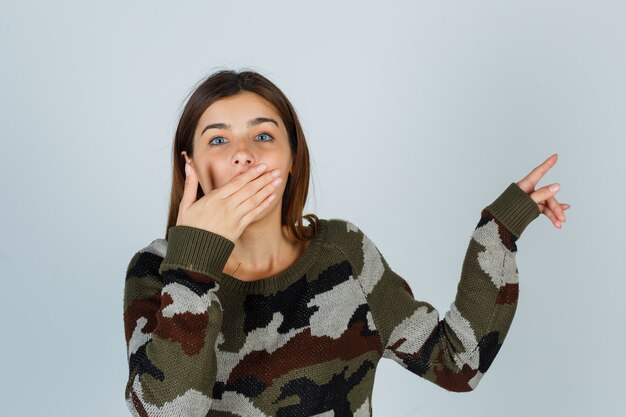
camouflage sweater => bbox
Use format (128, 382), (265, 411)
(123, 182), (540, 416)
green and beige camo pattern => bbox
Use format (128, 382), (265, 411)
(123, 182), (540, 416)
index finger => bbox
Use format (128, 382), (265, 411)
(218, 163), (268, 198)
(521, 153), (558, 187)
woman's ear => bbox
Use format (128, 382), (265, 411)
(181, 151), (191, 165)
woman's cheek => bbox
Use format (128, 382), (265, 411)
(207, 167), (220, 190)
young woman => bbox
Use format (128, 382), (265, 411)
(123, 69), (569, 416)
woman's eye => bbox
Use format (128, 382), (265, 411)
(209, 136), (227, 145)
(256, 132), (273, 142)
(209, 133), (273, 146)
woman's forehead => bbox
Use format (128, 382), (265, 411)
(202, 92), (280, 121)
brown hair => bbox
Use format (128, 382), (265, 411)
(164, 69), (319, 242)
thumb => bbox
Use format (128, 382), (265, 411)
(180, 162), (199, 211)
(530, 182), (560, 204)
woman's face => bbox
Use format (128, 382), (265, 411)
(184, 91), (294, 203)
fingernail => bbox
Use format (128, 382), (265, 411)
(256, 163), (267, 172)
(549, 183), (560, 193)
(185, 163), (190, 177)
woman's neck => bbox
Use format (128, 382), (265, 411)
(223, 214), (308, 281)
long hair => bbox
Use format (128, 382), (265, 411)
(164, 69), (319, 242)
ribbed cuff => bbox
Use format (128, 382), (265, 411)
(484, 182), (541, 238)
(159, 225), (235, 283)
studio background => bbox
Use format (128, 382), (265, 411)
(1, 1), (624, 416)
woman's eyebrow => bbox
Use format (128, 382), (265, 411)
(201, 117), (279, 135)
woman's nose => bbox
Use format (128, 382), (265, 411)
(232, 147), (254, 167)
(233, 157), (253, 166)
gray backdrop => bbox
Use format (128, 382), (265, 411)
(1, 1), (624, 416)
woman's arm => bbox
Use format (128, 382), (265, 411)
(123, 226), (234, 416)
(352, 182), (541, 392)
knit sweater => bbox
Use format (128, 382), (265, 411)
(123, 182), (540, 417)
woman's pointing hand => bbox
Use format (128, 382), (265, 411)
(516, 153), (570, 229)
